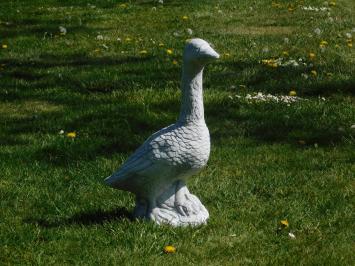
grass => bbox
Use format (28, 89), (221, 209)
(0, 0), (354, 264)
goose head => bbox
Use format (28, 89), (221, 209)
(183, 38), (220, 67)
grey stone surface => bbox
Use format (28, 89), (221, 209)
(105, 38), (219, 226)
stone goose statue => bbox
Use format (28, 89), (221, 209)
(105, 38), (219, 226)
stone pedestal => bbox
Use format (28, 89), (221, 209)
(133, 181), (209, 227)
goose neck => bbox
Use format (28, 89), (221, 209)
(178, 63), (205, 124)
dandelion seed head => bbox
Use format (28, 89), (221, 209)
(186, 28), (193, 35)
(288, 232), (296, 239)
(345, 32), (352, 39)
(262, 47), (269, 53)
(59, 26), (67, 35)
(314, 28), (321, 35)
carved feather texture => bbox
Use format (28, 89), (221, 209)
(104, 122), (210, 195)
(104, 38), (219, 226)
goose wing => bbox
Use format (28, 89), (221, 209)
(104, 124), (179, 190)
(104, 143), (153, 187)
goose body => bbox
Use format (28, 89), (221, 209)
(105, 38), (219, 226)
(105, 121), (210, 197)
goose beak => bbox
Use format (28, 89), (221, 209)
(209, 48), (220, 60)
(200, 46), (220, 61)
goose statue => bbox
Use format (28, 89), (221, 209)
(105, 38), (219, 226)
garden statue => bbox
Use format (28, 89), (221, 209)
(105, 38), (219, 226)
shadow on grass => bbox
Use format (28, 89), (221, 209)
(0, 54), (154, 69)
(25, 207), (133, 228)
(0, 54), (353, 167)
(0, 0), (187, 10)
(0, 13), (114, 39)
(220, 60), (355, 96)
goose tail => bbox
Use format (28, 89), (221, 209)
(104, 175), (116, 187)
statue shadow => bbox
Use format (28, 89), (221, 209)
(25, 207), (133, 228)
(1, 53), (353, 168)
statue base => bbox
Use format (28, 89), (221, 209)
(133, 181), (209, 227)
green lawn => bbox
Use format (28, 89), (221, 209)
(1, 0), (354, 265)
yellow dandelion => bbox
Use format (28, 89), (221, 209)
(2, 44), (8, 49)
(309, 52), (316, 60)
(166, 49), (173, 55)
(261, 59), (279, 68)
(298, 140), (306, 145)
(280, 219), (289, 228)
(346, 39), (352, 48)
(282, 51), (289, 57)
(66, 132), (76, 138)
(163, 245), (176, 254)
(158, 43), (164, 47)
(289, 90), (297, 96)
(319, 40), (328, 48)
(182, 15), (188, 20)
(139, 50), (148, 55)
(329, 1), (336, 6)
(272, 2), (282, 8)
(311, 70), (317, 76)
(172, 59), (178, 65)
